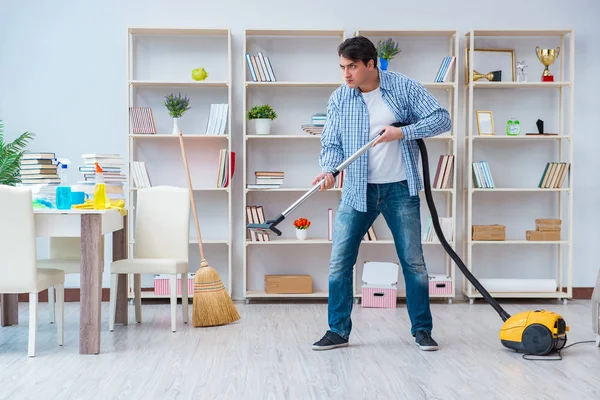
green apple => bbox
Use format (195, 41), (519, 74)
(192, 67), (208, 81)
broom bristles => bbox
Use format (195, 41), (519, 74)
(192, 260), (240, 327)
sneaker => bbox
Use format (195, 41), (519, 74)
(415, 331), (438, 351)
(312, 330), (349, 351)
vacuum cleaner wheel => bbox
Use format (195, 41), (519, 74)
(522, 324), (554, 355)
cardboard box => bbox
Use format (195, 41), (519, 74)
(535, 219), (561, 231)
(429, 274), (452, 296)
(154, 273), (194, 296)
(361, 261), (399, 308)
(526, 230), (561, 241)
(264, 274), (312, 294)
(472, 224), (506, 241)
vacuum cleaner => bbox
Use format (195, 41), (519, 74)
(248, 121), (569, 356)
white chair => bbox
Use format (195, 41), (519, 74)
(0, 185), (65, 357)
(109, 186), (190, 332)
(592, 268), (600, 347)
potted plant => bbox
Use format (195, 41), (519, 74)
(247, 104), (277, 135)
(0, 119), (35, 186)
(376, 38), (401, 71)
(293, 217), (311, 240)
(164, 92), (191, 135)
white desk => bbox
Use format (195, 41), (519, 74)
(0, 208), (129, 355)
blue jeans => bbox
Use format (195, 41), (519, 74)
(328, 180), (432, 339)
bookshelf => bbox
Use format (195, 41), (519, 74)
(126, 27), (233, 299)
(243, 29), (346, 300)
(352, 30), (459, 304)
(462, 29), (574, 304)
(242, 29), (458, 302)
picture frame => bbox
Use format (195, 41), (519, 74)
(476, 110), (495, 135)
(465, 48), (516, 83)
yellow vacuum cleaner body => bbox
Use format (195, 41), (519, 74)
(499, 309), (569, 355)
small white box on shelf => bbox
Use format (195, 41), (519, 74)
(361, 261), (399, 308)
(428, 274), (452, 296)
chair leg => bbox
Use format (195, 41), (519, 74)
(55, 283), (64, 346)
(182, 273), (189, 324)
(109, 273), (118, 332)
(134, 274), (142, 323)
(170, 275), (177, 332)
(48, 287), (55, 324)
(28, 293), (38, 357)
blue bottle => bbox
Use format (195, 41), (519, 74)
(56, 163), (72, 210)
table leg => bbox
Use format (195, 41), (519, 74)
(1, 294), (19, 326)
(113, 216), (128, 325)
(80, 214), (103, 354)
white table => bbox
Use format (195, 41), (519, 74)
(0, 208), (129, 355)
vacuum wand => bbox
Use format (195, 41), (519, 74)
(247, 128), (386, 236)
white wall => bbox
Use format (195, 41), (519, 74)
(1, 0), (598, 299)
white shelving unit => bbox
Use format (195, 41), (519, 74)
(243, 29), (346, 300)
(462, 29), (574, 304)
(126, 27), (233, 299)
(351, 30), (459, 304)
(242, 29), (458, 302)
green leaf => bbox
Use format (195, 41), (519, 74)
(0, 123), (36, 186)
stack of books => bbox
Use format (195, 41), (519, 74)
(301, 113), (326, 135)
(79, 153), (126, 184)
(19, 152), (59, 184)
(245, 52), (277, 82)
(247, 171), (284, 189)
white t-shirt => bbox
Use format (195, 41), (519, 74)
(361, 86), (406, 183)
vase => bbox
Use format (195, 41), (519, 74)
(296, 228), (307, 240)
(172, 117), (179, 135)
(379, 58), (389, 71)
(254, 118), (271, 135)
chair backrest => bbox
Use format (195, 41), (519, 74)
(134, 186), (190, 261)
(0, 185), (37, 293)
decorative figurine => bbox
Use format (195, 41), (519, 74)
(516, 61), (528, 82)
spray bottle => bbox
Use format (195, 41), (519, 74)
(55, 158), (72, 210)
(94, 162), (107, 210)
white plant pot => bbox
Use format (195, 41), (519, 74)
(254, 118), (271, 135)
(172, 117), (180, 135)
(296, 229), (308, 240)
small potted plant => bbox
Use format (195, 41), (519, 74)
(164, 92), (191, 135)
(293, 217), (311, 240)
(0, 119), (35, 186)
(376, 38), (401, 71)
(247, 104), (277, 135)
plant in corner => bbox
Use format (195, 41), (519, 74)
(164, 92), (191, 135)
(293, 217), (311, 240)
(0, 119), (35, 186)
(247, 104), (277, 135)
(376, 38), (401, 71)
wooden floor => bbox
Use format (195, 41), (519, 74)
(1, 299), (599, 399)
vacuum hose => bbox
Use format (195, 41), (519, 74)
(415, 137), (511, 322)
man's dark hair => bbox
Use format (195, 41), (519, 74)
(337, 36), (378, 68)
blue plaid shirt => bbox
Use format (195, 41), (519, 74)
(318, 68), (452, 212)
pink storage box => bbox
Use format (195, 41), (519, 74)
(361, 261), (399, 308)
(429, 274), (452, 295)
(154, 274), (194, 296)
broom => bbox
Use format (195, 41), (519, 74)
(177, 130), (240, 327)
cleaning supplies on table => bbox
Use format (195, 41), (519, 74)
(55, 160), (72, 210)
(93, 162), (107, 210)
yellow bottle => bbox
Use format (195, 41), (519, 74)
(93, 162), (107, 210)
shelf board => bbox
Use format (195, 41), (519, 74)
(129, 28), (229, 36)
(129, 80), (228, 88)
(470, 81), (571, 89)
(246, 134), (321, 139)
(467, 291), (569, 299)
(466, 29), (572, 37)
(471, 188), (569, 192)
(246, 81), (341, 88)
(422, 82), (456, 90)
(471, 240), (569, 245)
(130, 187), (229, 192)
(470, 135), (570, 140)
(130, 134), (228, 139)
(245, 29), (344, 37)
(246, 187), (341, 192)
(245, 290), (329, 298)
(356, 29), (457, 37)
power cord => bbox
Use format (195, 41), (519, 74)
(522, 340), (597, 361)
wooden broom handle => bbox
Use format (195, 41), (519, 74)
(178, 130), (206, 261)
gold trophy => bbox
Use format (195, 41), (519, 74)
(536, 46), (560, 82)
(473, 70), (502, 81)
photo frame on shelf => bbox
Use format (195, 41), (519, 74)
(465, 48), (516, 83)
(476, 110), (495, 135)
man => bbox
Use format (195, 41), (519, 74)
(311, 36), (451, 352)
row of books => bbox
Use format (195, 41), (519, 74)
(422, 217), (454, 242)
(128, 104), (229, 135)
(245, 52), (277, 82)
(246, 205), (270, 242)
(130, 161), (151, 188)
(206, 104), (229, 135)
(538, 162), (569, 188)
(434, 56), (456, 83)
(216, 150), (235, 188)
(472, 161), (495, 188)
(432, 155), (454, 189)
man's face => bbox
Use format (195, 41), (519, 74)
(339, 56), (374, 88)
